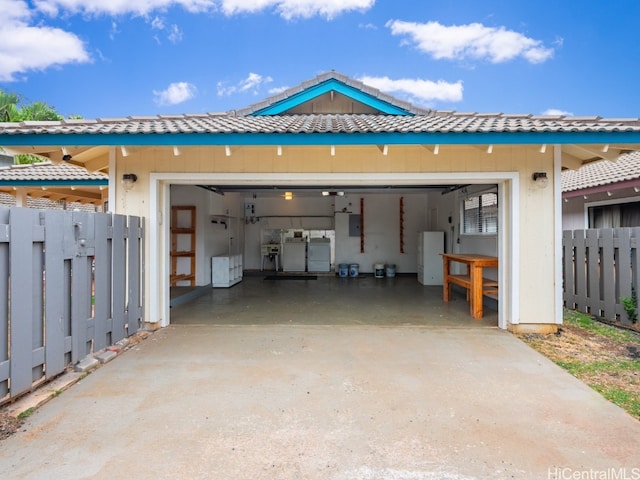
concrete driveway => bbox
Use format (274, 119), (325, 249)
(0, 324), (639, 480)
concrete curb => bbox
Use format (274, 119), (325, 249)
(3, 330), (153, 419)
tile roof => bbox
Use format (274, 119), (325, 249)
(0, 161), (107, 182)
(1, 112), (639, 137)
(0, 192), (99, 211)
(561, 151), (640, 192)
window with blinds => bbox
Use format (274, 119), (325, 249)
(462, 192), (498, 234)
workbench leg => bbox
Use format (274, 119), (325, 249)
(470, 264), (483, 318)
(442, 258), (450, 302)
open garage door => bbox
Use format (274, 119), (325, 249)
(149, 172), (517, 330)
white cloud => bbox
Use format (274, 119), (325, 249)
(219, 0), (375, 20)
(358, 75), (463, 105)
(32, 0), (374, 19)
(217, 73), (273, 97)
(0, 0), (90, 82)
(153, 81), (197, 105)
(151, 16), (165, 29)
(167, 24), (183, 43)
(33, 0), (217, 17)
(268, 85), (289, 95)
(386, 20), (554, 64)
(542, 108), (573, 117)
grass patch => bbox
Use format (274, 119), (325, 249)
(17, 407), (36, 420)
(519, 309), (640, 420)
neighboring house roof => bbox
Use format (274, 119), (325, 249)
(0, 160), (108, 186)
(0, 192), (98, 211)
(562, 151), (640, 193)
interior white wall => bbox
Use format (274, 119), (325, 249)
(333, 193), (428, 274)
(170, 186), (500, 278)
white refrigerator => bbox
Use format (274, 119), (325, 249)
(417, 231), (444, 285)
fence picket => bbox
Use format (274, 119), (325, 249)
(0, 208), (9, 399)
(600, 229), (616, 319)
(574, 230), (588, 311)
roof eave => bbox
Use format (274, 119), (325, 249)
(2, 131), (640, 147)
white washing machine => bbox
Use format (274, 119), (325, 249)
(307, 238), (331, 272)
(282, 238), (306, 272)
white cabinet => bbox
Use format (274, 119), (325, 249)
(417, 231), (444, 285)
(212, 254), (243, 288)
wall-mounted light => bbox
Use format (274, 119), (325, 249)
(284, 191), (293, 200)
(173, 146), (181, 156)
(122, 173), (137, 190)
(120, 146), (129, 157)
(532, 172), (548, 188)
(62, 154), (73, 161)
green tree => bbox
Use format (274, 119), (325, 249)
(1, 89), (69, 163)
(14, 101), (62, 122)
(0, 90), (20, 122)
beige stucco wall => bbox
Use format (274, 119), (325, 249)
(111, 143), (558, 329)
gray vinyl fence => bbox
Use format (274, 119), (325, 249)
(563, 228), (640, 322)
(0, 207), (144, 404)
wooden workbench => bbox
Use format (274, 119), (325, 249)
(442, 253), (498, 319)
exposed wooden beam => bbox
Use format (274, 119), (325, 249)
(560, 150), (586, 170)
(568, 144), (622, 162)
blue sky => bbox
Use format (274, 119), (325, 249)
(2, 0), (639, 119)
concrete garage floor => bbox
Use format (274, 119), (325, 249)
(170, 274), (499, 327)
(1, 275), (640, 479)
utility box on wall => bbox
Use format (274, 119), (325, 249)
(349, 214), (361, 237)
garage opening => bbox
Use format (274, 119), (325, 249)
(163, 178), (504, 328)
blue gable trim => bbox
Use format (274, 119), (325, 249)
(251, 79), (413, 116)
(2, 131), (640, 147)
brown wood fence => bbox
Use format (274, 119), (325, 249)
(563, 228), (640, 322)
(0, 207), (144, 404)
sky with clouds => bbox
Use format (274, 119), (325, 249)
(1, 0), (639, 118)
